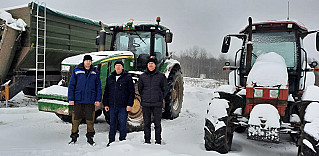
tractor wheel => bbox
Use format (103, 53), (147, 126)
(298, 132), (319, 156)
(298, 102), (319, 156)
(103, 90), (144, 132)
(163, 68), (184, 119)
(204, 116), (233, 154)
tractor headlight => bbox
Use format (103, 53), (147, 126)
(61, 65), (70, 72)
(254, 89), (263, 98)
(269, 90), (279, 98)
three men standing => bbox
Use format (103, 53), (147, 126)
(138, 58), (168, 144)
(68, 55), (102, 146)
(103, 61), (135, 147)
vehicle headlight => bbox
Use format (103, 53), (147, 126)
(61, 65), (70, 72)
(254, 89), (263, 98)
(269, 90), (279, 98)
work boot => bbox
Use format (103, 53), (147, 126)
(144, 140), (151, 144)
(86, 132), (95, 146)
(155, 141), (161, 145)
(69, 132), (79, 144)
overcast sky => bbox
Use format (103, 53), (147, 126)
(2, 0), (319, 59)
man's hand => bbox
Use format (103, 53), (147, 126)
(94, 101), (100, 107)
(126, 106), (132, 112)
(69, 101), (74, 105)
(105, 106), (109, 111)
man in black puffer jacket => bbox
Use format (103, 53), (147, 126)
(138, 58), (168, 144)
(103, 61), (135, 147)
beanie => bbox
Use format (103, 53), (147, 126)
(114, 60), (124, 67)
(83, 55), (92, 62)
(147, 58), (156, 64)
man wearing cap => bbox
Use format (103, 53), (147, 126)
(103, 60), (135, 147)
(68, 55), (102, 146)
(138, 58), (168, 144)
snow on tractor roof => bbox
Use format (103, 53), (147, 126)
(247, 52), (288, 87)
(240, 20), (308, 33)
(61, 51), (134, 65)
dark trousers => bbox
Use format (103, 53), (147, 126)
(71, 104), (95, 137)
(142, 106), (162, 142)
(109, 106), (128, 142)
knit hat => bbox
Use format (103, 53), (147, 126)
(147, 58), (156, 64)
(83, 55), (92, 62)
(114, 60), (124, 67)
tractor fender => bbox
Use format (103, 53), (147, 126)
(161, 59), (181, 78)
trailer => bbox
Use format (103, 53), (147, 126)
(0, 2), (106, 100)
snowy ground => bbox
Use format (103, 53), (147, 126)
(0, 82), (298, 156)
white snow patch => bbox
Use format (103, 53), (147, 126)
(289, 114), (301, 123)
(248, 104), (280, 128)
(237, 89), (246, 96)
(38, 85), (68, 97)
(163, 59), (180, 78)
(302, 85), (319, 101)
(303, 139), (316, 153)
(0, 9), (27, 31)
(62, 51), (134, 65)
(206, 99), (229, 130)
(183, 77), (224, 89)
(38, 99), (69, 105)
(247, 52), (288, 87)
(215, 85), (236, 94)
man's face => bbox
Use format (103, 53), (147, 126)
(147, 62), (156, 71)
(115, 64), (123, 74)
(83, 60), (92, 69)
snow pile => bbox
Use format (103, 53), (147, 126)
(38, 85), (68, 97)
(304, 102), (319, 141)
(0, 9), (27, 31)
(248, 104), (280, 128)
(206, 99), (229, 130)
(163, 59), (180, 77)
(215, 84), (236, 94)
(247, 52), (288, 87)
(302, 85), (319, 101)
(183, 77), (225, 89)
(62, 51), (134, 65)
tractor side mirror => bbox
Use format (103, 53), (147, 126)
(221, 36), (231, 53)
(165, 32), (173, 43)
(316, 32), (319, 51)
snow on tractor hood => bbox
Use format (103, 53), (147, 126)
(247, 52), (288, 88)
(61, 51), (134, 65)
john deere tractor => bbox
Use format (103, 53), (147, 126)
(37, 17), (183, 132)
(204, 17), (319, 155)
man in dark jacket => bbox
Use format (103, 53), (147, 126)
(138, 58), (168, 144)
(68, 55), (102, 146)
(103, 60), (135, 147)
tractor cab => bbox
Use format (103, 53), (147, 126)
(101, 17), (173, 71)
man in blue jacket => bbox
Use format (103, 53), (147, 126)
(68, 55), (102, 146)
(103, 61), (135, 147)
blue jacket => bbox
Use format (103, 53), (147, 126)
(103, 70), (135, 107)
(67, 63), (102, 104)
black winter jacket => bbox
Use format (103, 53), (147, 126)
(103, 70), (135, 107)
(138, 69), (168, 107)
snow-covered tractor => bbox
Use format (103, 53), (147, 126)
(37, 17), (184, 132)
(204, 17), (319, 155)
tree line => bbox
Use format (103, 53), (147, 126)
(172, 46), (232, 81)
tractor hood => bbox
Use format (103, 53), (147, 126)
(247, 52), (288, 88)
(61, 51), (134, 65)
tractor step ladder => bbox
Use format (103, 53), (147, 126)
(35, 2), (47, 94)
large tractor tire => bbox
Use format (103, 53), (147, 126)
(204, 98), (234, 154)
(298, 102), (319, 156)
(103, 85), (144, 133)
(163, 68), (184, 119)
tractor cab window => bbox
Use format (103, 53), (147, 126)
(247, 31), (297, 69)
(154, 34), (166, 64)
(115, 31), (151, 56)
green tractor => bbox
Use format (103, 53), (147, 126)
(204, 17), (319, 155)
(37, 17), (184, 132)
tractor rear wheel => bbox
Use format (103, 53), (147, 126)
(163, 68), (183, 119)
